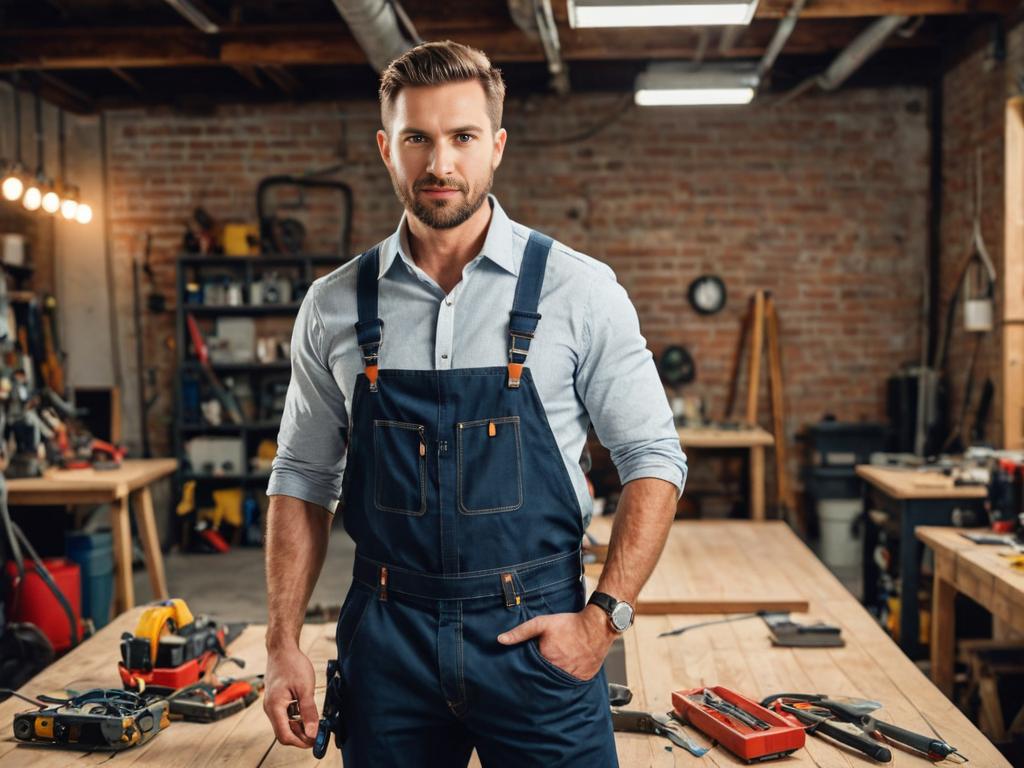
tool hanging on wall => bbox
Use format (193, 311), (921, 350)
(40, 296), (65, 397)
(724, 291), (800, 531)
(185, 314), (243, 425)
(938, 149), (998, 453)
(256, 175), (353, 257)
(132, 233), (161, 457)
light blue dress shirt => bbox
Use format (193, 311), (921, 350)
(267, 195), (687, 520)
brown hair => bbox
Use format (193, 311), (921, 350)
(379, 40), (506, 133)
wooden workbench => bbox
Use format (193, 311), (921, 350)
(0, 521), (1009, 766)
(856, 464), (987, 660)
(586, 516), (809, 614)
(6, 458), (177, 615)
(854, 466), (988, 501)
(678, 425), (774, 521)
(916, 526), (1024, 697)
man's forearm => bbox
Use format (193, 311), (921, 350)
(593, 477), (678, 605)
(265, 495), (332, 651)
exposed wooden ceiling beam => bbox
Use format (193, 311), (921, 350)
(0, 20), (936, 72)
(753, 0), (1013, 17)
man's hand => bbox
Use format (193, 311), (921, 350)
(497, 604), (617, 681)
(264, 641), (319, 749)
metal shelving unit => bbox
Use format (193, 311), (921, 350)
(172, 253), (342, 543)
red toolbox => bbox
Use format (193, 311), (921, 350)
(673, 685), (805, 763)
(4, 558), (84, 652)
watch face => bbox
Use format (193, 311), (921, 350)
(611, 601), (634, 632)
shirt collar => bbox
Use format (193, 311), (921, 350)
(378, 194), (518, 280)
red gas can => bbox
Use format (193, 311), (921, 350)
(4, 558), (83, 652)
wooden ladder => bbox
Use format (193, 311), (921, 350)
(724, 291), (802, 532)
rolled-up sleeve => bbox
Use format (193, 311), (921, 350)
(267, 283), (347, 512)
(574, 274), (687, 497)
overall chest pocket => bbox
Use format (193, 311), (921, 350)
(373, 420), (426, 516)
(457, 416), (523, 515)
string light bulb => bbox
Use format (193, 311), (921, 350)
(22, 183), (41, 211)
(60, 195), (78, 220)
(41, 188), (61, 214)
(1, 170), (23, 202)
(75, 202), (93, 224)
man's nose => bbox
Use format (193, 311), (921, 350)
(426, 143), (455, 178)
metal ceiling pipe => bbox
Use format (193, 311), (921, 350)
(508, 0), (569, 94)
(162, 0), (219, 34)
(756, 0), (807, 81)
(816, 14), (908, 90)
(330, 0), (420, 73)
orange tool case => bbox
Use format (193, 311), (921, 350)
(673, 685), (805, 763)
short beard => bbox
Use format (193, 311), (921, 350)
(393, 171), (493, 230)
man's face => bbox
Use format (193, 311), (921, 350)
(377, 80), (506, 230)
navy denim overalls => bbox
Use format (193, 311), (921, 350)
(330, 230), (618, 766)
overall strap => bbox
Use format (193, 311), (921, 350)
(507, 231), (553, 388)
(355, 246), (383, 391)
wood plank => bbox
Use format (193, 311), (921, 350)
(0, 20), (938, 72)
(746, 292), (765, 426)
(678, 426), (774, 449)
(855, 465), (988, 500)
(586, 518), (809, 613)
(133, 487), (169, 602)
(750, 446), (766, 521)
(1004, 97), (1024, 448)
(111, 495), (134, 614)
(755, 0), (1014, 16)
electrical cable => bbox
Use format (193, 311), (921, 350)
(519, 93), (634, 147)
(0, 688), (47, 708)
(0, 474), (80, 647)
(658, 612), (764, 638)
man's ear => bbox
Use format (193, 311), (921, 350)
(492, 127), (507, 170)
(376, 129), (391, 169)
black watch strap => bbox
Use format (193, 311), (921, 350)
(588, 591), (618, 616)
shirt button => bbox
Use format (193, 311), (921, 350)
(445, 298), (453, 306)
(441, 354), (449, 360)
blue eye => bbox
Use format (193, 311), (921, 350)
(456, 134), (474, 143)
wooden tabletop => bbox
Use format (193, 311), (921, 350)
(917, 526), (1024, 636)
(1, 520), (1008, 766)
(586, 517), (809, 614)
(5, 458), (178, 505)
(855, 465), (988, 501)
(678, 425), (774, 449)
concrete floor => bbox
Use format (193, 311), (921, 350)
(133, 514), (355, 623)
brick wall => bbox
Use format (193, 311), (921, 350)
(939, 23), (1024, 450)
(104, 86), (930, 505)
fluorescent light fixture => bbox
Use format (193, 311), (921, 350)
(634, 63), (759, 106)
(568, 0), (759, 28)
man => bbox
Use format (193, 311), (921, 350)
(263, 40), (686, 767)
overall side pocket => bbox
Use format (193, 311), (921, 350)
(373, 420), (427, 516)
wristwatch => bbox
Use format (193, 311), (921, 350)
(587, 591), (635, 633)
